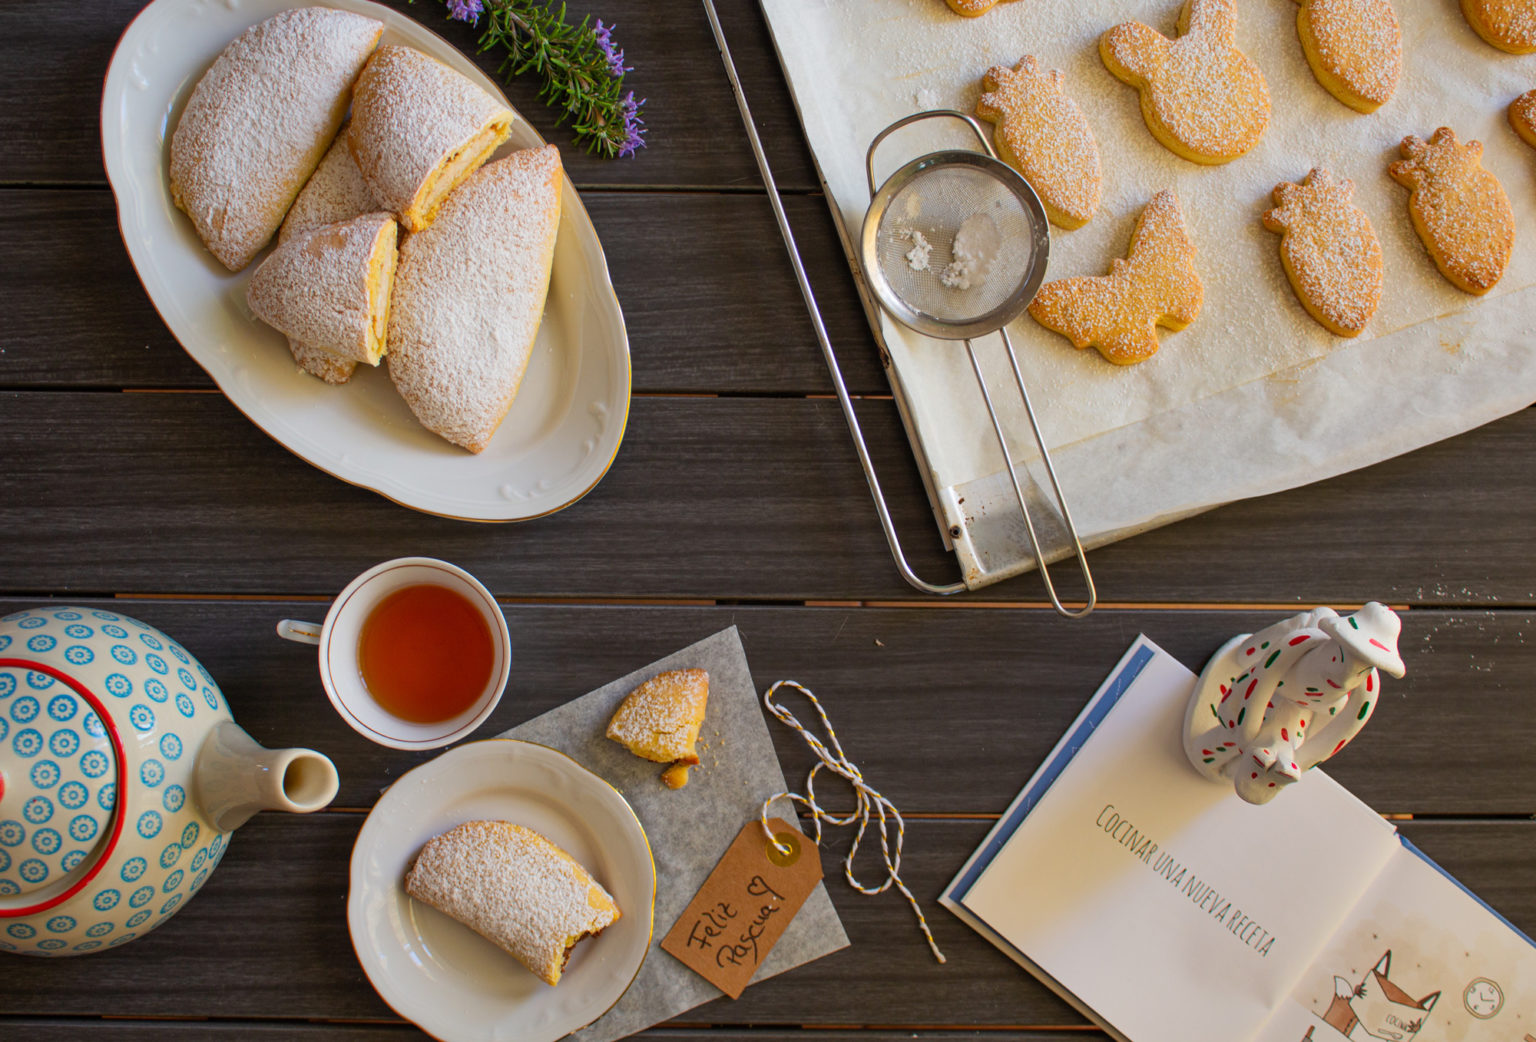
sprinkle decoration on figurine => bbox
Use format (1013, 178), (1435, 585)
(1182, 602), (1405, 804)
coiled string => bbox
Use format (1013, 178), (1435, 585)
(758, 680), (946, 964)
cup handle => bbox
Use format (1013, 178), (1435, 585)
(276, 619), (322, 645)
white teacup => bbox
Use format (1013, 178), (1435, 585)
(277, 557), (511, 750)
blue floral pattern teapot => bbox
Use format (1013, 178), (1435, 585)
(0, 606), (338, 955)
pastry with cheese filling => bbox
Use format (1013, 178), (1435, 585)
(387, 145), (562, 452)
(247, 212), (398, 368)
(607, 669), (710, 788)
(405, 821), (620, 986)
(348, 45), (515, 233)
(169, 7), (383, 271)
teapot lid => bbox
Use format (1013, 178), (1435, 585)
(0, 660), (121, 903)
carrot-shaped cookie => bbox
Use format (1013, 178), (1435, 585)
(1293, 0), (1401, 113)
(976, 56), (1101, 229)
(1262, 169), (1382, 337)
(1028, 190), (1202, 365)
(1101, 0), (1270, 165)
(1460, 0), (1536, 53)
(1389, 128), (1514, 295)
(944, 0), (1018, 14)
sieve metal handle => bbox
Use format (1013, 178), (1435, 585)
(702, 0), (965, 597)
(865, 110), (997, 198)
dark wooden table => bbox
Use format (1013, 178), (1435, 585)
(2, 0), (1533, 1038)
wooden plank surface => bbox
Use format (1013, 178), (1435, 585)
(0, 392), (1531, 606)
(0, 599), (1527, 816)
(11, 1027), (1103, 1042)
(0, 814), (1527, 1026)
(0, 190), (882, 395)
(0, 0), (817, 191)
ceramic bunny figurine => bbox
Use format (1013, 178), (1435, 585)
(1182, 603), (1404, 804)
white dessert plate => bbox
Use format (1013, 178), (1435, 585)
(100, 0), (631, 520)
(348, 739), (655, 1042)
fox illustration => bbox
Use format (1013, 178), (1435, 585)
(1314, 951), (1440, 1041)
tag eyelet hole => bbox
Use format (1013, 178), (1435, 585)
(766, 832), (800, 867)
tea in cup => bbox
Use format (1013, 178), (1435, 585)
(278, 557), (511, 749)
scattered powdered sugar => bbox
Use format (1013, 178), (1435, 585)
(940, 212), (1001, 290)
(168, 8), (383, 271)
(387, 145), (562, 453)
(404, 821), (619, 985)
(896, 227), (932, 271)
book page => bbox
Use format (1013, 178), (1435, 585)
(950, 638), (1400, 1042)
(1256, 841), (1536, 1042)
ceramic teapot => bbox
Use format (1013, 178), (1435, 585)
(0, 606), (338, 955)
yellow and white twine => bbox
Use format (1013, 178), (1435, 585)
(758, 680), (946, 964)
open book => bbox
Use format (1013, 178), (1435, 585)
(941, 637), (1534, 1042)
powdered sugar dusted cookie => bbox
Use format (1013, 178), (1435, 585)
(976, 56), (1102, 230)
(1510, 89), (1536, 148)
(1101, 0), (1270, 165)
(1461, 0), (1536, 53)
(1028, 190), (1202, 365)
(1389, 127), (1514, 295)
(1262, 169), (1382, 337)
(944, 0), (1019, 15)
(1294, 0), (1401, 112)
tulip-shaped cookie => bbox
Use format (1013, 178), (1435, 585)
(1262, 168), (1383, 337)
(1389, 127), (1514, 295)
(1183, 603), (1405, 805)
(1028, 189), (1201, 365)
(976, 56), (1102, 229)
(1294, 0), (1401, 112)
(1101, 0), (1270, 164)
(1461, 0), (1536, 53)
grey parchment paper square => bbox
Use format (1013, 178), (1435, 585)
(497, 626), (850, 1042)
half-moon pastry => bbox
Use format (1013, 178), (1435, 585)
(278, 127), (384, 383)
(404, 821), (620, 986)
(387, 145), (562, 453)
(169, 7), (383, 271)
(247, 213), (399, 367)
(348, 45), (515, 233)
(607, 668), (710, 788)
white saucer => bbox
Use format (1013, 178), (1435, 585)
(348, 740), (655, 1041)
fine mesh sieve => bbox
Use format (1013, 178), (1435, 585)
(858, 111), (1095, 617)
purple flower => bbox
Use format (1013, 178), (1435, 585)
(593, 19), (631, 77)
(617, 90), (646, 158)
(446, 0), (482, 24)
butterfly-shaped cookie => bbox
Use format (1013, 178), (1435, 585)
(1101, 0), (1270, 164)
(976, 56), (1101, 229)
(1028, 190), (1202, 365)
(1262, 169), (1382, 337)
(1460, 0), (1536, 53)
(1389, 127), (1514, 295)
(1293, 0), (1401, 112)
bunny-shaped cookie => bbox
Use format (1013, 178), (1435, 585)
(1101, 0), (1270, 164)
(1461, 0), (1536, 53)
(1294, 0), (1401, 112)
(1262, 168), (1383, 337)
(1028, 190), (1202, 365)
(1389, 127), (1514, 295)
(976, 56), (1102, 229)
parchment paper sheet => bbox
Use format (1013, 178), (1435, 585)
(761, 0), (1536, 586)
(497, 627), (849, 1042)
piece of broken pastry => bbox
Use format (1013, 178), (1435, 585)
(405, 821), (619, 986)
(606, 668), (710, 788)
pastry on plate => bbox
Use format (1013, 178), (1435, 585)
(169, 7), (383, 271)
(278, 127), (385, 383)
(348, 45), (515, 233)
(247, 212), (399, 367)
(607, 668), (710, 789)
(405, 821), (620, 986)
(387, 144), (563, 453)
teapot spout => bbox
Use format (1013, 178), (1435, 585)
(193, 720), (339, 832)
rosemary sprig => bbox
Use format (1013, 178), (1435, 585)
(435, 0), (646, 159)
